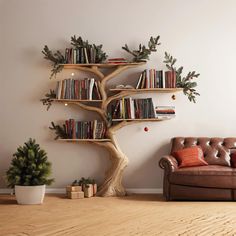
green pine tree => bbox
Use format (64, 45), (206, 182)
(6, 138), (54, 187)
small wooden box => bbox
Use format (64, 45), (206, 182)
(66, 185), (82, 192)
(67, 191), (84, 199)
(84, 184), (93, 198)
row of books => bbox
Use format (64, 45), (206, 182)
(155, 106), (176, 118)
(65, 119), (106, 139)
(64, 47), (97, 64)
(111, 98), (155, 119)
(55, 78), (101, 100)
(136, 69), (177, 89)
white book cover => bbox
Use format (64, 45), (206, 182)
(89, 78), (95, 100)
(136, 73), (143, 89)
(130, 98), (135, 119)
(163, 72), (166, 88)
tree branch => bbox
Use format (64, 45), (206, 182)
(109, 120), (140, 133)
(75, 102), (106, 121)
(102, 65), (132, 83)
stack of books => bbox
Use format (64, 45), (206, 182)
(155, 106), (175, 119)
(136, 69), (177, 89)
(64, 119), (106, 139)
(55, 78), (101, 100)
(111, 98), (155, 119)
(107, 58), (128, 64)
(64, 47), (97, 64)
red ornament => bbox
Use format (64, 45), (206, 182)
(144, 127), (149, 132)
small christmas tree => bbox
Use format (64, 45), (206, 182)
(6, 138), (54, 187)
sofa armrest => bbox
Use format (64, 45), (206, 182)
(159, 155), (178, 173)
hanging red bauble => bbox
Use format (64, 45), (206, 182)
(144, 127), (149, 132)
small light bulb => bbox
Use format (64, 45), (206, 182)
(71, 72), (75, 76)
(65, 103), (68, 106)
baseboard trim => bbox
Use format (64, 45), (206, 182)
(126, 188), (163, 194)
(0, 188), (163, 195)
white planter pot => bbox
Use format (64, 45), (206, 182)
(15, 185), (46, 205)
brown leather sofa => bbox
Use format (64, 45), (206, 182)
(159, 137), (236, 200)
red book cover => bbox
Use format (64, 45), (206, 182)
(168, 71), (171, 88)
(65, 120), (69, 138)
(79, 80), (81, 99)
(172, 70), (176, 88)
(71, 119), (76, 139)
(81, 80), (85, 99)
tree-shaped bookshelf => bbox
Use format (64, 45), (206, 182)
(41, 36), (199, 197)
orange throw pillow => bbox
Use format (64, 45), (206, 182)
(172, 146), (208, 168)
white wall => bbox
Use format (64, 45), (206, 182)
(1, 0), (236, 190)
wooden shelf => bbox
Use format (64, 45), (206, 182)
(110, 88), (183, 93)
(112, 117), (173, 122)
(52, 99), (102, 103)
(59, 139), (111, 142)
(60, 62), (145, 68)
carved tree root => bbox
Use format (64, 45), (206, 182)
(95, 138), (129, 197)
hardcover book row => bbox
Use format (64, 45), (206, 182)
(136, 69), (177, 89)
(55, 78), (101, 100)
(64, 119), (106, 139)
(65, 47), (97, 64)
(111, 98), (155, 119)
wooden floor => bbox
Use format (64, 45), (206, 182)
(1, 194), (236, 236)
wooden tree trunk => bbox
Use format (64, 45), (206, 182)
(96, 130), (129, 196)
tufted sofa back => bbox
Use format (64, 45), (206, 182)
(171, 137), (236, 166)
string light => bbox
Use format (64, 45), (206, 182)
(64, 103), (68, 106)
(71, 72), (75, 77)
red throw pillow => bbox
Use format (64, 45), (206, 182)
(172, 146), (208, 168)
(230, 152), (236, 168)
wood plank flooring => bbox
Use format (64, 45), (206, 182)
(1, 194), (236, 235)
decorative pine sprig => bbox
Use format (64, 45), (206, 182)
(49, 122), (68, 140)
(42, 45), (65, 79)
(122, 36), (161, 62)
(40, 89), (56, 110)
(164, 52), (200, 103)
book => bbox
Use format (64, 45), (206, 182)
(84, 47), (89, 64)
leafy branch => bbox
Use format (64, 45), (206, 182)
(40, 89), (56, 110)
(71, 35), (107, 63)
(164, 52), (200, 103)
(122, 36), (161, 62)
(42, 45), (65, 79)
(49, 122), (68, 140)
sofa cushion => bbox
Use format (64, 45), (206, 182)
(169, 165), (236, 189)
(172, 146), (208, 168)
(230, 152), (236, 168)
(171, 137), (233, 166)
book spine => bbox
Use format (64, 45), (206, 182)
(76, 48), (80, 63)
(89, 78), (95, 100)
(84, 48), (89, 64)
(73, 49), (76, 64)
